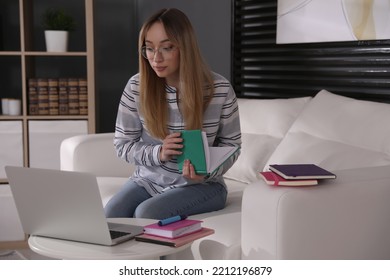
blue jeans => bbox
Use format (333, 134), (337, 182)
(104, 179), (227, 219)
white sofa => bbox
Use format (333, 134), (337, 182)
(60, 89), (390, 259)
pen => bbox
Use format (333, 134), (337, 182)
(158, 215), (187, 226)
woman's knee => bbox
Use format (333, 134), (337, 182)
(104, 180), (151, 218)
(133, 200), (167, 219)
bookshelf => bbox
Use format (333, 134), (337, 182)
(0, 0), (96, 183)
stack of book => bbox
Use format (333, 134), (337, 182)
(259, 164), (336, 186)
(28, 77), (88, 116)
(135, 218), (214, 247)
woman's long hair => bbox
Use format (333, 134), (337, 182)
(138, 8), (214, 139)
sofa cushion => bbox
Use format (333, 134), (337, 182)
(96, 177), (129, 206)
(264, 90), (390, 171)
(223, 133), (280, 183)
(224, 96), (311, 183)
(237, 96), (312, 137)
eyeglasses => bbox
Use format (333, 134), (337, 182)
(141, 45), (178, 60)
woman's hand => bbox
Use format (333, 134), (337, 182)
(160, 132), (183, 162)
(182, 159), (205, 181)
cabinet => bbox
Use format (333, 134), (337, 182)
(0, 0), (96, 183)
(0, 121), (24, 179)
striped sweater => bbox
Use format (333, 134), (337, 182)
(114, 72), (241, 195)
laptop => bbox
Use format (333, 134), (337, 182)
(5, 166), (144, 246)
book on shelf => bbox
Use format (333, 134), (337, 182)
(177, 130), (240, 175)
(37, 78), (49, 115)
(67, 78), (79, 115)
(28, 78), (38, 115)
(27, 76), (87, 116)
(78, 78), (88, 115)
(58, 78), (69, 115)
(48, 78), (59, 115)
(259, 171), (318, 186)
(268, 164), (336, 180)
(143, 219), (202, 239)
(135, 227), (214, 247)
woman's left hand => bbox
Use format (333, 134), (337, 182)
(182, 159), (205, 181)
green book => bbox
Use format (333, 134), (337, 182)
(177, 130), (239, 175)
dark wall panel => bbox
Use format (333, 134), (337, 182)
(233, 0), (390, 103)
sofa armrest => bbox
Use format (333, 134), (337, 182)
(241, 165), (390, 260)
(60, 133), (133, 177)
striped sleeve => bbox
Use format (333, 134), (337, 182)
(206, 75), (242, 179)
(113, 75), (163, 167)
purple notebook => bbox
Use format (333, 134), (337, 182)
(269, 164), (336, 180)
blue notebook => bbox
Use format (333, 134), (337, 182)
(269, 164), (336, 180)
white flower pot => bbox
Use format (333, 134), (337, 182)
(44, 30), (69, 52)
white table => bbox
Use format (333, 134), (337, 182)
(28, 218), (191, 260)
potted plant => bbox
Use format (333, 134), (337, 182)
(42, 8), (76, 52)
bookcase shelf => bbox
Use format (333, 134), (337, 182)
(0, 0), (96, 182)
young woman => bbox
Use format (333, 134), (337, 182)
(104, 8), (241, 219)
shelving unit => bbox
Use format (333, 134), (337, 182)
(0, 0), (96, 183)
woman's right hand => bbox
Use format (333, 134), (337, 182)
(159, 132), (183, 162)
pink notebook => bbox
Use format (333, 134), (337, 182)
(143, 219), (202, 239)
(259, 171), (318, 186)
(136, 227), (214, 247)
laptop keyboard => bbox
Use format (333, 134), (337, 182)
(110, 230), (130, 240)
